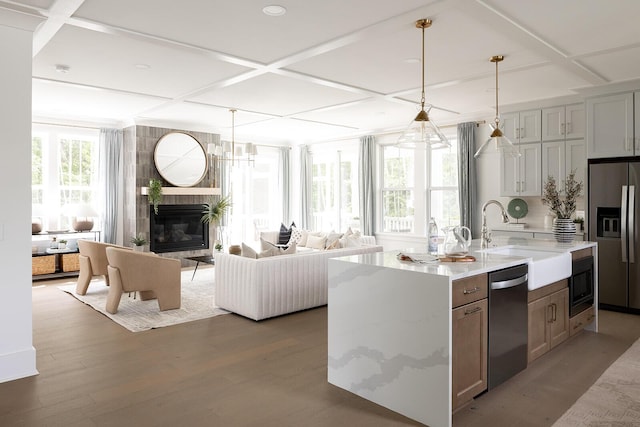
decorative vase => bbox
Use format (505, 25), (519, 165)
(553, 218), (576, 243)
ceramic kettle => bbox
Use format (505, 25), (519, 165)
(443, 225), (472, 256)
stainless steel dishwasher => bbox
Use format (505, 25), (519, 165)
(488, 264), (528, 390)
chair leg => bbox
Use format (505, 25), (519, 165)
(75, 256), (92, 295)
(105, 266), (124, 314)
(156, 286), (181, 311)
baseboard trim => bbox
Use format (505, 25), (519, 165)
(0, 346), (38, 383)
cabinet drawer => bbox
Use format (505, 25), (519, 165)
(452, 274), (488, 308)
(571, 247), (592, 261)
(570, 305), (595, 336)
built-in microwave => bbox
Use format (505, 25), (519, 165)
(570, 256), (594, 317)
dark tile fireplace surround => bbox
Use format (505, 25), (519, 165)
(123, 125), (220, 266)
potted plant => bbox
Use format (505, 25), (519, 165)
(148, 178), (163, 215)
(573, 217), (584, 231)
(542, 171), (583, 242)
(201, 194), (232, 250)
(58, 239), (67, 249)
(130, 233), (147, 251)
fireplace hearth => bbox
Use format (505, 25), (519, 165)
(149, 204), (209, 253)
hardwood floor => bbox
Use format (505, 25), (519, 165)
(1, 275), (639, 426)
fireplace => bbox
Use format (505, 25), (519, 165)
(149, 204), (209, 253)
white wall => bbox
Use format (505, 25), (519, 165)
(0, 23), (38, 382)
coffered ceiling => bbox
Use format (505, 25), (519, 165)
(4, 0), (640, 144)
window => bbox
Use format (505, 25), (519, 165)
(310, 144), (359, 232)
(225, 146), (283, 242)
(32, 126), (100, 230)
(380, 131), (459, 234)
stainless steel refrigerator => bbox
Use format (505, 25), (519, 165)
(589, 160), (640, 310)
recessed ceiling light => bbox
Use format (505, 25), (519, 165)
(135, 63), (151, 70)
(263, 5), (287, 16)
(55, 64), (70, 73)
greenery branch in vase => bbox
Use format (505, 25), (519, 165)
(541, 171), (583, 242)
(201, 194), (232, 251)
(148, 178), (163, 215)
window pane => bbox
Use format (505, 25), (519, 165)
(431, 144), (458, 187)
(430, 189), (460, 228)
(382, 146), (416, 233)
(382, 189), (414, 232)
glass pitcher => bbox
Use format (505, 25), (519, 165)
(442, 225), (472, 256)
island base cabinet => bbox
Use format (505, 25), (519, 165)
(528, 286), (569, 364)
(452, 298), (488, 411)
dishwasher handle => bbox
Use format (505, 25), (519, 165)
(491, 274), (528, 290)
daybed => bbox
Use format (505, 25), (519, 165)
(215, 236), (382, 321)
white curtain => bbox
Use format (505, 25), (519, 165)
(457, 122), (477, 235)
(358, 136), (376, 235)
(99, 128), (123, 243)
(279, 147), (291, 224)
(299, 145), (312, 229)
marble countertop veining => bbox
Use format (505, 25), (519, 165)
(335, 237), (597, 280)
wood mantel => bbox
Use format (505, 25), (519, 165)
(140, 187), (221, 196)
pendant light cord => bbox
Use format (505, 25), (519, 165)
(421, 23), (426, 109)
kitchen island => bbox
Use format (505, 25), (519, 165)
(327, 238), (597, 427)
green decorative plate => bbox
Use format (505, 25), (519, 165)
(507, 198), (528, 219)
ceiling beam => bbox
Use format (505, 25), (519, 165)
(32, 0), (85, 56)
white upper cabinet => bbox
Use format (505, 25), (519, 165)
(542, 104), (585, 141)
(502, 110), (542, 144)
(501, 142), (542, 197)
(586, 92), (634, 158)
(542, 139), (586, 188)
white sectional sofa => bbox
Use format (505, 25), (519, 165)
(215, 240), (382, 321)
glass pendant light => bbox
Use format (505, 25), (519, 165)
(474, 55), (520, 158)
(397, 19), (450, 150)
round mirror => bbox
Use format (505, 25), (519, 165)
(154, 132), (207, 187)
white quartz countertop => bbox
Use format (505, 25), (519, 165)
(334, 237), (596, 280)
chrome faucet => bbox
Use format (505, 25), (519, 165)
(481, 200), (510, 249)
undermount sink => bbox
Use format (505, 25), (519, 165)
(481, 246), (572, 290)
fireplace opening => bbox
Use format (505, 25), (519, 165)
(149, 204), (209, 253)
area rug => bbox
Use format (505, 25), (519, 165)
(553, 337), (640, 426)
(58, 267), (229, 332)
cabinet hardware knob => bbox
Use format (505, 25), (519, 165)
(463, 287), (480, 295)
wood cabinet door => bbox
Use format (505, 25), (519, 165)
(527, 296), (551, 363)
(548, 288), (569, 349)
(452, 299), (488, 410)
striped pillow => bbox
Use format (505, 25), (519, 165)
(278, 222), (296, 245)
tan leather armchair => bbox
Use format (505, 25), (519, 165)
(76, 240), (131, 295)
(105, 247), (181, 314)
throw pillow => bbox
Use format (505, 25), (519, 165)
(339, 230), (362, 248)
(278, 222), (296, 245)
(325, 238), (341, 250)
(260, 237), (281, 252)
(241, 243), (258, 259)
(306, 234), (327, 250)
(258, 248), (278, 258)
(288, 226), (304, 246)
(281, 241), (297, 255)
(298, 229), (310, 247)
(325, 231), (343, 249)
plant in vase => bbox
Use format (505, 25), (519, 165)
(201, 194), (232, 251)
(541, 171), (583, 242)
(130, 233), (147, 251)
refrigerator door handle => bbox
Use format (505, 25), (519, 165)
(630, 185), (635, 263)
(622, 185), (628, 262)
